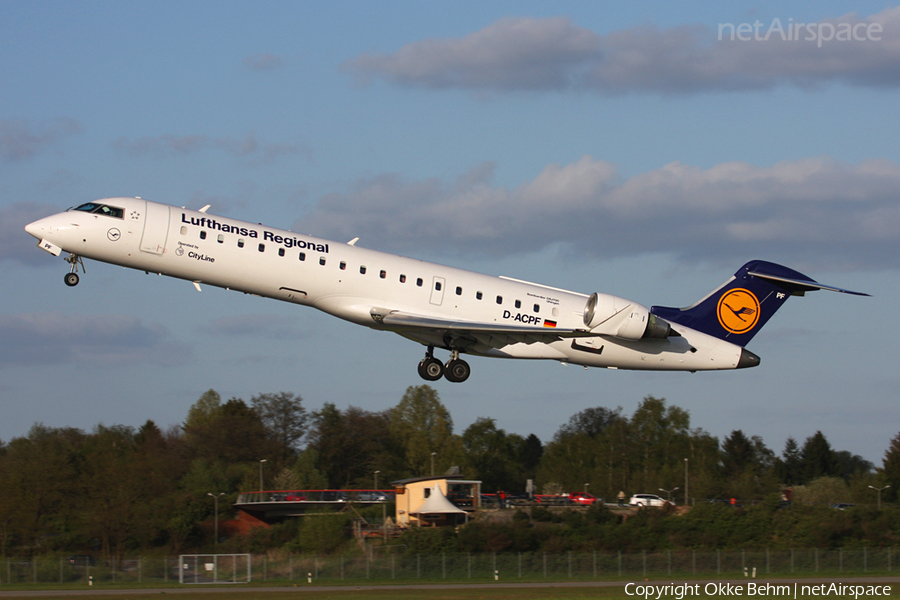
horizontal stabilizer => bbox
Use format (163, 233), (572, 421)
(745, 270), (870, 297)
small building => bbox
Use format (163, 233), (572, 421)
(393, 475), (481, 527)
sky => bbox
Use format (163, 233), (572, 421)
(2, 1), (899, 472)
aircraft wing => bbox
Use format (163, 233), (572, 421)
(370, 307), (592, 347)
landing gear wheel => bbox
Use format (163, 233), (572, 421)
(444, 358), (471, 383)
(418, 357), (444, 381)
(64, 272), (80, 287)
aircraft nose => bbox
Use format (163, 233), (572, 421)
(24, 218), (47, 239)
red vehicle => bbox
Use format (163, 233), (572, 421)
(568, 492), (598, 505)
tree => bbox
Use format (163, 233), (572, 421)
(183, 389), (222, 432)
(183, 392), (280, 465)
(306, 404), (393, 488)
(518, 433), (543, 475)
(879, 432), (900, 502)
(774, 437), (803, 485)
(557, 407), (621, 439)
(389, 386), (459, 477)
(251, 392), (308, 456)
(800, 431), (841, 483)
(461, 417), (521, 492)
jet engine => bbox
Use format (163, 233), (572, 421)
(583, 292), (677, 340)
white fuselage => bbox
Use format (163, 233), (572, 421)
(25, 197), (747, 372)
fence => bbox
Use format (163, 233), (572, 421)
(1, 548), (897, 585)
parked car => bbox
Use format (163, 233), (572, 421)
(629, 493), (673, 507)
(357, 491), (390, 501)
(284, 492), (307, 501)
(832, 503), (855, 510)
(568, 492), (599, 506)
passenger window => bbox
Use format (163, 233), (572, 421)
(217, 234), (224, 244)
(435, 281), (442, 291)
(534, 304), (540, 313)
(360, 266), (367, 274)
(180, 226), (187, 235)
(400, 274), (406, 283)
(278, 248), (285, 257)
(319, 257), (326, 266)
(258, 243), (265, 252)
(456, 286), (462, 295)
(380, 270), (386, 279)
(340, 261), (346, 270)
(238, 239), (245, 248)
(515, 300), (521, 309)
(496, 296), (503, 305)
(200, 231), (207, 240)
(416, 278), (423, 287)
(476, 292), (483, 300)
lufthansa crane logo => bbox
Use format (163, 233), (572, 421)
(717, 288), (760, 334)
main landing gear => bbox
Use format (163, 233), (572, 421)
(417, 347), (471, 383)
(64, 253), (85, 287)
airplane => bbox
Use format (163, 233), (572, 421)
(24, 197), (868, 383)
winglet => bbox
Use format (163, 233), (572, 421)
(348, 237), (359, 246)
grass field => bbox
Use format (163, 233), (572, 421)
(5, 580), (900, 600)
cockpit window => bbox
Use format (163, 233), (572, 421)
(73, 202), (124, 219)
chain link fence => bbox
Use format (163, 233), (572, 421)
(1, 548), (896, 585)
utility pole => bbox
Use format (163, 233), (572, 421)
(207, 492), (225, 545)
(869, 484), (890, 509)
(684, 458), (689, 507)
(659, 487), (679, 504)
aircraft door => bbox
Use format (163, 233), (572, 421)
(140, 201), (170, 254)
(429, 276), (445, 306)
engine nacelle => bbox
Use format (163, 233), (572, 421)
(583, 292), (676, 340)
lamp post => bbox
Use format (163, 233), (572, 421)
(584, 483), (590, 494)
(869, 484), (890, 509)
(259, 459), (267, 493)
(684, 458), (689, 506)
(659, 487), (680, 504)
(374, 470), (381, 490)
(430, 452), (436, 477)
(207, 492), (225, 545)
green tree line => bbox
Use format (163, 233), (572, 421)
(0, 386), (896, 558)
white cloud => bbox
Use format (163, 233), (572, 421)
(0, 118), (82, 161)
(296, 155), (900, 270)
(0, 313), (193, 368)
(111, 132), (311, 165)
(198, 314), (312, 340)
(342, 8), (900, 94)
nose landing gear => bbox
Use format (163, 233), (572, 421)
(63, 253), (85, 287)
(417, 347), (470, 383)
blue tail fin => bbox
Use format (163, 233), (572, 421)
(650, 260), (868, 347)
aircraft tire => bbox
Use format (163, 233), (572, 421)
(64, 273), (80, 287)
(418, 357), (444, 381)
(444, 358), (471, 383)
